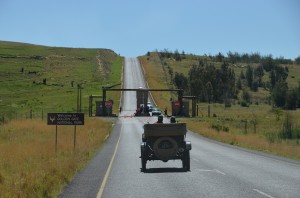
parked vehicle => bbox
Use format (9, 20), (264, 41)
(151, 108), (161, 116)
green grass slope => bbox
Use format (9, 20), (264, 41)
(0, 41), (123, 120)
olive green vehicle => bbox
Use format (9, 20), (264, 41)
(140, 123), (192, 172)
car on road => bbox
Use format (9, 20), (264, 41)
(140, 123), (192, 172)
(151, 108), (161, 116)
(148, 105), (153, 112)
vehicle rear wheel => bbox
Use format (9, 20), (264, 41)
(140, 144), (147, 172)
(182, 151), (190, 171)
(141, 156), (146, 172)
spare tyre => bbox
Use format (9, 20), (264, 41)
(153, 137), (178, 162)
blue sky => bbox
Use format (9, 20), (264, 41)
(0, 0), (299, 59)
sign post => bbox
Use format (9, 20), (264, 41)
(48, 113), (84, 152)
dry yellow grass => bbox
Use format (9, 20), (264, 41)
(0, 118), (113, 197)
(183, 117), (300, 160)
(139, 56), (174, 110)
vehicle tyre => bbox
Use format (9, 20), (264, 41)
(182, 157), (186, 169)
(141, 155), (146, 172)
(153, 137), (178, 162)
(141, 143), (147, 172)
(183, 151), (190, 171)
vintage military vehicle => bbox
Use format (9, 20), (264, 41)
(140, 123), (192, 172)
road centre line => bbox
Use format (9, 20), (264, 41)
(97, 125), (123, 198)
(253, 189), (275, 198)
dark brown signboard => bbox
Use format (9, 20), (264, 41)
(48, 113), (84, 125)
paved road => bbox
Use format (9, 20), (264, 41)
(60, 57), (300, 198)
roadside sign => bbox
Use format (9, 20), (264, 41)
(174, 101), (180, 108)
(47, 113), (84, 125)
(105, 101), (112, 108)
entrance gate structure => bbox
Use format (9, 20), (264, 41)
(88, 87), (197, 117)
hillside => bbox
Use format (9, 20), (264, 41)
(141, 51), (300, 105)
(139, 51), (300, 160)
(0, 41), (123, 120)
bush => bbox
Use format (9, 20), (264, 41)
(292, 128), (300, 139)
(279, 113), (293, 139)
(271, 81), (288, 107)
(211, 123), (222, 131)
(242, 89), (251, 103)
(265, 131), (278, 143)
(285, 88), (298, 110)
(240, 100), (249, 107)
(211, 123), (229, 132)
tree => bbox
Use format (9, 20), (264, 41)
(174, 49), (181, 61)
(206, 81), (214, 103)
(274, 65), (288, 82)
(242, 89), (251, 103)
(269, 65), (288, 90)
(240, 70), (245, 79)
(250, 52), (261, 63)
(188, 62), (236, 103)
(246, 65), (253, 89)
(269, 70), (276, 89)
(252, 80), (259, 92)
(254, 65), (264, 87)
(216, 52), (224, 62)
(227, 51), (240, 64)
(241, 53), (250, 63)
(271, 81), (288, 107)
(285, 89), (298, 110)
(173, 72), (188, 94)
(262, 55), (275, 72)
(236, 78), (242, 90)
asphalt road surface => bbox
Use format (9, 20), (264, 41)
(59, 58), (300, 198)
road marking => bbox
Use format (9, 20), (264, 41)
(195, 169), (226, 175)
(97, 126), (122, 198)
(253, 189), (275, 198)
(213, 169), (226, 175)
(196, 169), (214, 173)
(193, 158), (199, 162)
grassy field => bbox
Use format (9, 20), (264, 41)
(0, 41), (122, 196)
(139, 52), (300, 160)
(0, 118), (115, 197)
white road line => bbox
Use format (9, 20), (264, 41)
(193, 158), (199, 162)
(213, 169), (226, 175)
(97, 125), (122, 198)
(195, 169), (214, 172)
(195, 169), (226, 175)
(253, 189), (275, 198)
